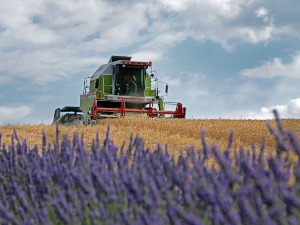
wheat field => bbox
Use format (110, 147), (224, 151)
(1, 118), (300, 160)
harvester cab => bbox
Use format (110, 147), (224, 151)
(79, 55), (185, 124)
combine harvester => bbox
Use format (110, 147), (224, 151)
(54, 55), (186, 125)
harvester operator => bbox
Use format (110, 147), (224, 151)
(123, 74), (137, 95)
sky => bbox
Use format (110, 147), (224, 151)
(0, 0), (300, 124)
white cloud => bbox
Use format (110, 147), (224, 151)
(180, 71), (207, 89)
(0, 106), (33, 123)
(0, 50), (74, 85)
(234, 25), (274, 44)
(245, 98), (300, 119)
(0, 1), (60, 46)
(142, 31), (188, 52)
(171, 1), (279, 49)
(161, 70), (209, 104)
(0, 0), (152, 85)
(159, 75), (181, 86)
(130, 51), (163, 62)
(158, 0), (192, 12)
(255, 7), (272, 23)
(0, 0), (298, 88)
(240, 53), (300, 78)
(288, 98), (300, 114)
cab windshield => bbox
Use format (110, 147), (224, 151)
(115, 65), (146, 96)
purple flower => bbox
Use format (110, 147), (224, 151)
(238, 195), (259, 225)
(0, 200), (19, 225)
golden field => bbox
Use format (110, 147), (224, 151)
(1, 118), (300, 160)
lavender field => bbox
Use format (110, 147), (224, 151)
(0, 111), (300, 225)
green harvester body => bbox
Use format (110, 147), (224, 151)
(54, 56), (185, 125)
